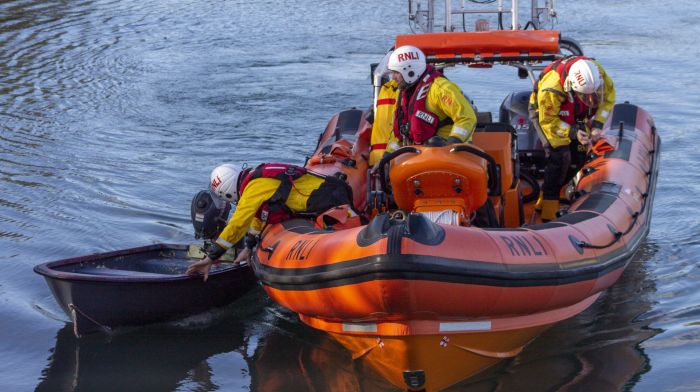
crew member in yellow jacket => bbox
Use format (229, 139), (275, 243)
(369, 79), (399, 166)
(186, 163), (353, 280)
(528, 56), (615, 221)
(383, 45), (477, 153)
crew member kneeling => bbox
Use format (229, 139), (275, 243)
(186, 163), (353, 280)
(529, 56), (615, 221)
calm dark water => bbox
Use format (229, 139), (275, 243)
(1, 1), (699, 391)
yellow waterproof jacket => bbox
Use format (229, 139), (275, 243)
(529, 60), (615, 148)
(214, 174), (325, 251)
(369, 80), (399, 166)
(386, 76), (477, 153)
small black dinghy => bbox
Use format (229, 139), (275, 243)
(34, 243), (258, 337)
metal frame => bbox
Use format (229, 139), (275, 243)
(374, 1), (578, 111)
(409, 0), (557, 33)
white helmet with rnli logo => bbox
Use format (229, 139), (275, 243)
(387, 45), (427, 86)
(565, 59), (602, 94)
(210, 163), (241, 203)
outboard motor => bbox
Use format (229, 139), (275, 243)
(191, 190), (231, 240)
(500, 90), (590, 183)
(499, 90), (546, 176)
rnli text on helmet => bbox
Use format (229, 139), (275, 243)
(398, 52), (420, 62)
(211, 176), (222, 190)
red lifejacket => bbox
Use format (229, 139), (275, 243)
(238, 163), (308, 224)
(393, 65), (444, 144)
(535, 56), (596, 125)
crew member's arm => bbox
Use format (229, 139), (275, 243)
(186, 179), (276, 280)
(430, 78), (477, 143)
(536, 72), (572, 149)
(591, 61), (616, 133)
(385, 130), (401, 154)
(369, 81), (399, 166)
(214, 180), (275, 252)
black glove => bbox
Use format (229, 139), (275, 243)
(425, 136), (447, 147)
(243, 234), (258, 249)
(568, 123), (579, 141)
(446, 136), (463, 144)
(206, 242), (227, 260)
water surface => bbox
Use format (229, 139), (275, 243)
(1, 1), (699, 391)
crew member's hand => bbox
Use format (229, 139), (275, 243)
(590, 128), (603, 143)
(186, 255), (216, 282)
(233, 248), (252, 265)
(446, 136), (463, 145)
(371, 152), (391, 174)
(576, 129), (591, 145)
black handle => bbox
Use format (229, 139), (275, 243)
(374, 146), (421, 194)
(449, 145), (501, 196)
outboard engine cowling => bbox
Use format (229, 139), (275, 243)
(499, 90), (546, 174)
(388, 145), (489, 225)
(499, 90), (543, 152)
(191, 190), (231, 240)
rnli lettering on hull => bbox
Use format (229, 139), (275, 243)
(285, 239), (319, 261)
(500, 235), (548, 257)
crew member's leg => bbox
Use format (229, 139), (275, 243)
(541, 146), (571, 221)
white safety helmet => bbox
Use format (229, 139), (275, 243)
(565, 60), (602, 94)
(210, 163), (241, 203)
(387, 45), (427, 86)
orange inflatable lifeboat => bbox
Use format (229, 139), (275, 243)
(250, 30), (661, 391)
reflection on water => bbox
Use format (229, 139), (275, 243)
(449, 241), (662, 391)
(35, 288), (263, 392)
(35, 289), (396, 392)
(250, 308), (395, 392)
(36, 323), (249, 392)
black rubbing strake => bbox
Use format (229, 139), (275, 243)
(605, 138), (633, 161)
(577, 193), (617, 214)
(609, 103), (638, 131)
(335, 109), (363, 140)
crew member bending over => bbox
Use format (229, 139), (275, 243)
(187, 163), (353, 280)
(529, 56), (615, 221)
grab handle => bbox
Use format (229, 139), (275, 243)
(450, 145), (501, 196)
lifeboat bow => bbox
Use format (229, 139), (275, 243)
(250, 98), (659, 391)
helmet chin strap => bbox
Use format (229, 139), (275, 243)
(235, 164), (251, 203)
(564, 78), (574, 92)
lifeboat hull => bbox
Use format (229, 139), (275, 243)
(251, 102), (660, 390)
(306, 294), (597, 391)
(330, 327), (548, 391)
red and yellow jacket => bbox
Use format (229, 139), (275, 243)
(214, 175), (325, 251)
(386, 73), (476, 152)
(529, 59), (615, 149)
(369, 80), (399, 166)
